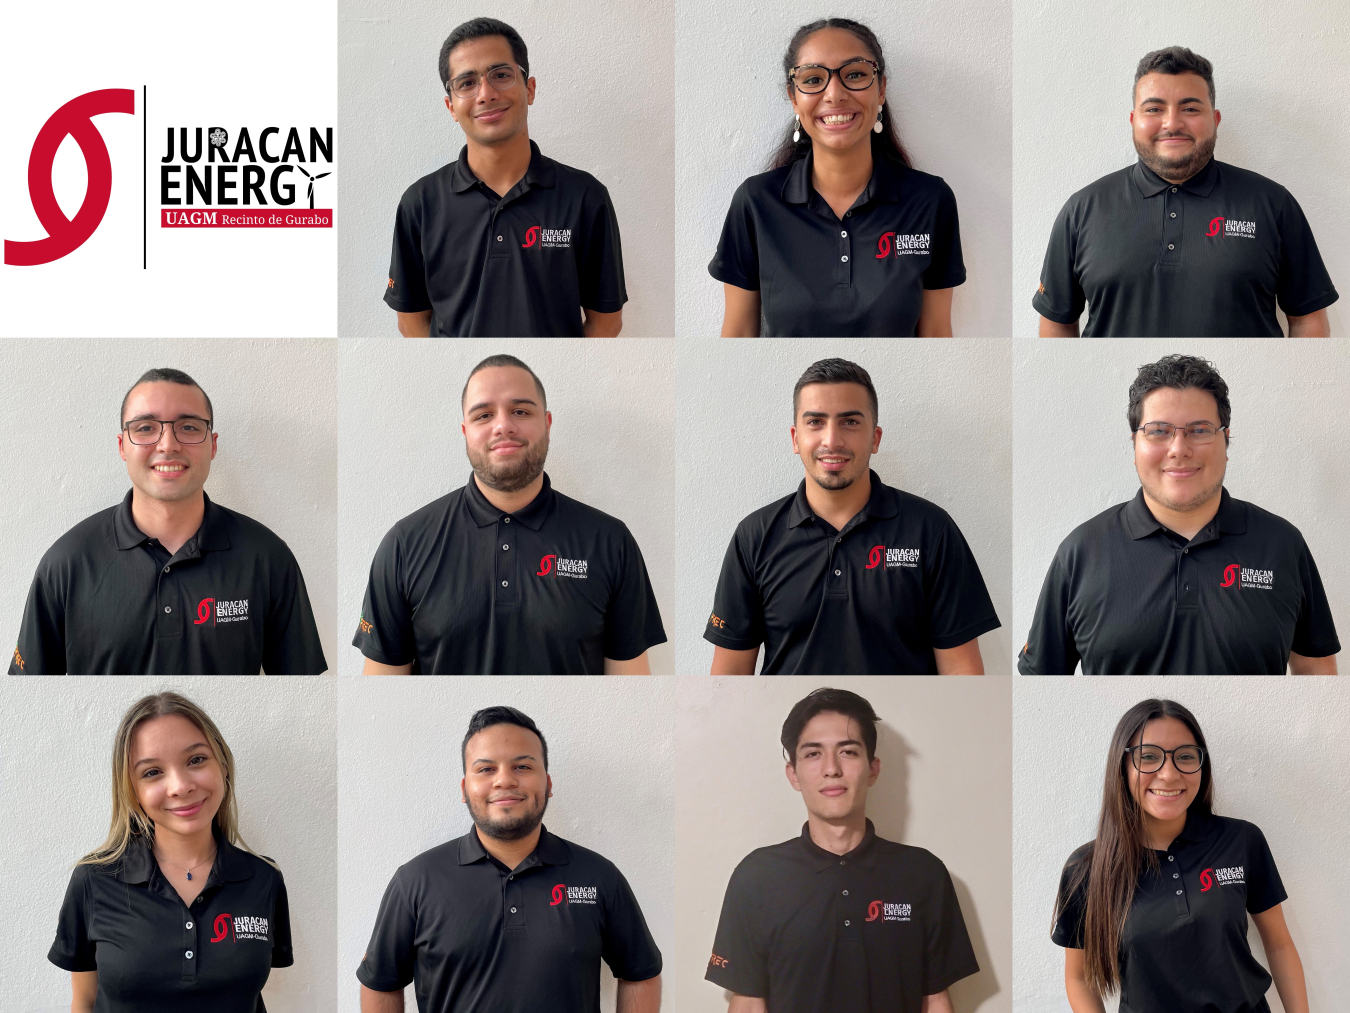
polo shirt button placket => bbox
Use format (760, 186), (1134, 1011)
(496, 516), (518, 607)
(1161, 190), (1183, 266)
(838, 226), (852, 287)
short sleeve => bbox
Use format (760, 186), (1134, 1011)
(1244, 824), (1288, 915)
(1050, 850), (1090, 947)
(1274, 190), (1338, 318)
(704, 527), (765, 653)
(599, 867), (663, 981)
(356, 870), (417, 992)
(383, 191), (431, 314)
(352, 526), (418, 669)
(708, 181), (761, 291)
(1290, 537), (1340, 659)
(1018, 553), (1081, 675)
(262, 546), (327, 675)
(1032, 199), (1086, 325)
(921, 181), (966, 290)
(270, 870), (294, 968)
(577, 186), (627, 313)
(601, 525), (667, 662)
(704, 859), (768, 997)
(921, 860), (979, 994)
(10, 565), (66, 674)
(925, 513), (1000, 650)
(48, 867), (96, 972)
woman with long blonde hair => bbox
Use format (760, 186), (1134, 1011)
(48, 691), (292, 1012)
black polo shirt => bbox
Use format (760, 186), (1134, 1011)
(704, 472), (999, 674)
(353, 473), (665, 673)
(1018, 488), (1339, 674)
(706, 820), (977, 1013)
(9, 491), (327, 675)
(49, 829), (292, 1013)
(709, 151), (964, 336)
(357, 825), (661, 1013)
(383, 140), (626, 336)
(1033, 158), (1338, 336)
(1053, 810), (1285, 1013)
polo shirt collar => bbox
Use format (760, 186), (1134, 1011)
(1168, 807), (1216, 846)
(1131, 156), (1219, 199)
(462, 472), (556, 530)
(112, 824), (255, 885)
(449, 139), (558, 194)
(786, 470), (899, 529)
(112, 489), (231, 555)
(781, 151), (908, 207)
(797, 818), (880, 869)
(1122, 486), (1246, 540)
(457, 824), (572, 868)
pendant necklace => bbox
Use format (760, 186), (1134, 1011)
(156, 847), (216, 881)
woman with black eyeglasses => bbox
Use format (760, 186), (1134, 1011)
(711, 17), (965, 337)
(1053, 699), (1309, 1013)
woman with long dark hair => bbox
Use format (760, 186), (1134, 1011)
(1053, 699), (1309, 1013)
(49, 692), (292, 1012)
(710, 18), (965, 337)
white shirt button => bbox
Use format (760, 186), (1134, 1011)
(841, 255), (849, 262)
(163, 566), (171, 573)
(186, 921), (193, 929)
(840, 230), (848, 237)
(834, 569), (841, 576)
(1168, 244), (1175, 250)
(844, 919), (851, 926)
(842, 889), (849, 896)
(1173, 872), (1179, 878)
(510, 906), (517, 913)
(1170, 212), (1177, 218)
(186, 950), (194, 958)
(496, 235), (503, 241)
(164, 606), (172, 613)
(1176, 890), (1183, 895)
(504, 517), (511, 523)
(502, 580), (509, 587)
(502, 544), (509, 550)
(1171, 186), (1178, 192)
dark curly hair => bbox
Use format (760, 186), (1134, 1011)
(1134, 46), (1214, 106)
(1127, 354), (1230, 444)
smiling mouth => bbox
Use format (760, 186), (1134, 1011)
(152, 463), (187, 473)
(1149, 788), (1185, 797)
(166, 800), (205, 816)
(818, 112), (858, 126)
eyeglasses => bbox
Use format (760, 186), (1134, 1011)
(789, 59), (880, 94)
(1124, 743), (1206, 774)
(122, 418), (212, 445)
(1134, 421), (1225, 444)
(447, 65), (526, 97)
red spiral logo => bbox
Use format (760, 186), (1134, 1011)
(865, 900), (882, 921)
(1220, 564), (1239, 588)
(866, 545), (884, 569)
(1206, 217), (1225, 237)
(1199, 868), (1213, 892)
(522, 225), (539, 248)
(537, 554), (556, 576)
(876, 231), (895, 258)
(194, 597), (215, 624)
(551, 883), (567, 906)
(211, 913), (233, 942)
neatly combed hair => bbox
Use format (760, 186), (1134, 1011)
(1127, 354), (1230, 442)
(462, 706), (549, 772)
(439, 17), (529, 92)
(120, 368), (213, 428)
(460, 354), (547, 411)
(1134, 46), (1215, 106)
(781, 687), (881, 765)
(793, 358), (879, 424)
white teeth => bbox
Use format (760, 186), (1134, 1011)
(821, 114), (856, 124)
(153, 465), (185, 472)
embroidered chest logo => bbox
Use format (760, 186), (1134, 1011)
(1219, 564), (1273, 590)
(537, 554), (589, 578)
(876, 231), (931, 258)
(1199, 865), (1244, 891)
(211, 913), (269, 942)
(194, 597), (251, 624)
(522, 225), (572, 249)
(865, 900), (913, 922)
(1205, 216), (1256, 239)
(866, 545), (920, 569)
(550, 883), (598, 905)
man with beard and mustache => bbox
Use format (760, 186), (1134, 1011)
(1033, 46), (1337, 337)
(358, 706), (662, 1013)
(704, 358), (999, 674)
(353, 354), (665, 674)
(1019, 354), (1340, 674)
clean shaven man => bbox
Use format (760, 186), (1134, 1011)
(1034, 46), (1337, 337)
(383, 18), (627, 337)
(706, 358), (999, 674)
(1019, 354), (1339, 674)
(353, 354), (666, 674)
(358, 706), (662, 1013)
(706, 687), (978, 1013)
(10, 368), (326, 675)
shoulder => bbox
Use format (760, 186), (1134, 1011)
(212, 503), (296, 560)
(1059, 164), (1137, 213)
(1229, 495), (1305, 545)
(731, 164), (795, 207)
(1054, 501), (1133, 562)
(731, 491), (798, 542)
(38, 505), (120, 570)
(1213, 160), (1293, 201)
(727, 836), (803, 883)
(892, 163), (956, 201)
(397, 162), (460, 209)
(1207, 812), (1268, 842)
(542, 154), (613, 200)
(390, 837), (464, 887)
(551, 488), (635, 542)
(1062, 840), (1095, 873)
(384, 489), (465, 543)
(549, 833), (626, 881)
(871, 836), (952, 876)
(887, 485), (960, 528)
(237, 848), (286, 884)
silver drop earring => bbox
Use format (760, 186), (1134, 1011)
(874, 107), (884, 134)
(793, 114), (801, 143)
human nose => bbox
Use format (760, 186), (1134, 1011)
(822, 69), (850, 102)
(821, 749), (843, 776)
(155, 423), (183, 452)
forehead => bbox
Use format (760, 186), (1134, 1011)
(464, 722), (543, 761)
(123, 381), (210, 422)
(447, 34), (516, 77)
(796, 27), (874, 65)
(130, 713), (207, 755)
(1139, 385), (1220, 422)
(1135, 715), (1195, 747)
(797, 710), (862, 748)
(1134, 71), (1210, 105)
(463, 366), (540, 408)
(797, 381), (871, 417)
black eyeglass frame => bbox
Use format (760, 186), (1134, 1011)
(788, 59), (881, 94)
(1132, 421), (1228, 442)
(1123, 743), (1207, 774)
(445, 64), (529, 97)
(121, 417), (214, 445)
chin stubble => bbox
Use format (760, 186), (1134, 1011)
(1135, 130), (1217, 182)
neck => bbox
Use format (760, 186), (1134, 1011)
(130, 488), (206, 555)
(1141, 485), (1222, 541)
(803, 469), (872, 532)
(806, 809), (868, 856)
(1143, 811), (1188, 851)
(474, 472), (544, 515)
(153, 823), (217, 867)
(465, 131), (533, 198)
(476, 823), (542, 871)
(810, 139), (873, 197)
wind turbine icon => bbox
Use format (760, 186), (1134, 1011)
(296, 165), (332, 209)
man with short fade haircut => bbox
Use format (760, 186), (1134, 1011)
(384, 17), (628, 337)
(706, 687), (978, 1013)
(1020, 354), (1339, 674)
(9, 368), (326, 674)
(706, 358), (999, 674)
(354, 353), (666, 674)
(359, 705), (662, 1013)
(1034, 46), (1337, 337)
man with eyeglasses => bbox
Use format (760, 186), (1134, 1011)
(383, 17), (627, 337)
(8, 368), (326, 675)
(1019, 354), (1339, 674)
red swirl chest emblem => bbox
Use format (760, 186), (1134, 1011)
(551, 883), (567, 906)
(866, 545), (884, 569)
(876, 232), (895, 258)
(194, 598), (216, 624)
(865, 900), (882, 921)
(1220, 564), (1239, 588)
(211, 913), (233, 942)
(537, 554), (556, 576)
(1206, 217), (1225, 237)
(1199, 867), (1214, 891)
(522, 225), (539, 248)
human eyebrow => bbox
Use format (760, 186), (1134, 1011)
(452, 62), (511, 82)
(135, 741), (208, 768)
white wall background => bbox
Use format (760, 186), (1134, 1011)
(337, 338), (675, 673)
(0, 677), (337, 1013)
(673, 676), (1011, 1012)
(1013, 0), (1350, 336)
(676, 0), (1012, 337)
(674, 338), (1011, 674)
(336, 676), (675, 1012)
(1013, 677), (1350, 1012)
(1011, 337), (1350, 672)
(337, 0), (674, 336)
(0, 339), (338, 673)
